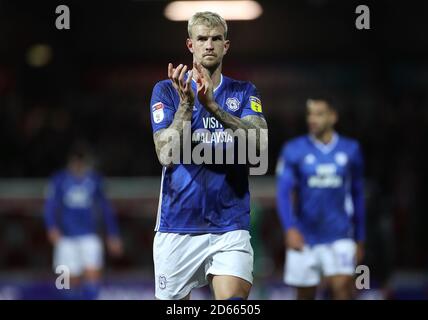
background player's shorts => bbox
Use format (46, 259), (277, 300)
(284, 238), (356, 287)
(153, 230), (254, 300)
(54, 234), (104, 276)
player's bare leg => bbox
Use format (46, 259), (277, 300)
(326, 275), (354, 300)
(84, 268), (101, 281)
(70, 276), (81, 287)
(210, 275), (251, 300)
(296, 286), (317, 300)
(70, 276), (81, 291)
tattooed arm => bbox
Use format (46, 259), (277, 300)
(213, 108), (267, 132)
(212, 108), (268, 153)
(193, 62), (268, 153)
(153, 63), (194, 167)
(153, 102), (193, 167)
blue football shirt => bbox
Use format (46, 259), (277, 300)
(276, 133), (365, 245)
(150, 74), (265, 233)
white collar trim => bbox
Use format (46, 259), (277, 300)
(191, 73), (223, 93)
(309, 132), (339, 154)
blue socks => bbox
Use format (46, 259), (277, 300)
(81, 281), (101, 300)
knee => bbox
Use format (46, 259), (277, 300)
(296, 287), (317, 300)
(212, 276), (251, 300)
(216, 291), (249, 300)
(331, 278), (353, 299)
(215, 285), (251, 300)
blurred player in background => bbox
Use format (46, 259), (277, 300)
(150, 12), (267, 300)
(44, 142), (123, 300)
(276, 97), (365, 299)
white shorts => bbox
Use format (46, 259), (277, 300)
(284, 238), (356, 287)
(153, 230), (254, 300)
(54, 234), (104, 276)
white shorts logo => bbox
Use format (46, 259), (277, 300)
(152, 102), (165, 124)
(226, 97), (240, 112)
(159, 275), (167, 290)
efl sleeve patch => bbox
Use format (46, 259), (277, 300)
(152, 102), (165, 124)
(249, 96), (262, 113)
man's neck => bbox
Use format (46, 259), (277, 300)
(315, 130), (335, 145)
(193, 63), (222, 89)
(209, 65), (222, 89)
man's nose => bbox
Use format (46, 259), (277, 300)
(205, 38), (214, 50)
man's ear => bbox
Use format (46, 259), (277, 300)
(186, 38), (194, 54)
(223, 39), (230, 55)
(331, 111), (338, 126)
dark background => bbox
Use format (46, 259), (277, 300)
(0, 0), (427, 299)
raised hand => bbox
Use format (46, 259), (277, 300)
(194, 62), (216, 112)
(168, 63), (194, 106)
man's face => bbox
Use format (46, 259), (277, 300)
(187, 24), (230, 70)
(69, 157), (90, 177)
(306, 100), (337, 136)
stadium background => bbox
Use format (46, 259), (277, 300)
(0, 0), (427, 299)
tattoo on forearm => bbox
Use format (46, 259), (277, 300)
(212, 103), (268, 152)
(213, 106), (267, 131)
(153, 102), (193, 166)
(153, 101), (268, 166)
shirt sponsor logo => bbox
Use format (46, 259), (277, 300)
(308, 163), (343, 188)
(63, 185), (93, 208)
(192, 117), (234, 144)
(192, 130), (234, 144)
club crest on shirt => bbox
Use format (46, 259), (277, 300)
(335, 152), (348, 166)
(159, 275), (167, 290)
(226, 97), (240, 112)
(304, 153), (316, 165)
(152, 102), (164, 124)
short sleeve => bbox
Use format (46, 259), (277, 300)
(240, 82), (265, 119)
(150, 81), (177, 133)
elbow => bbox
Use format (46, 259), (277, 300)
(258, 133), (268, 154)
(154, 136), (176, 168)
(157, 153), (174, 168)
(255, 125), (268, 154)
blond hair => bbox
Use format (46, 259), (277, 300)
(188, 11), (228, 39)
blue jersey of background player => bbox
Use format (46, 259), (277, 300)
(44, 143), (123, 299)
(276, 97), (365, 300)
(150, 12), (268, 300)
